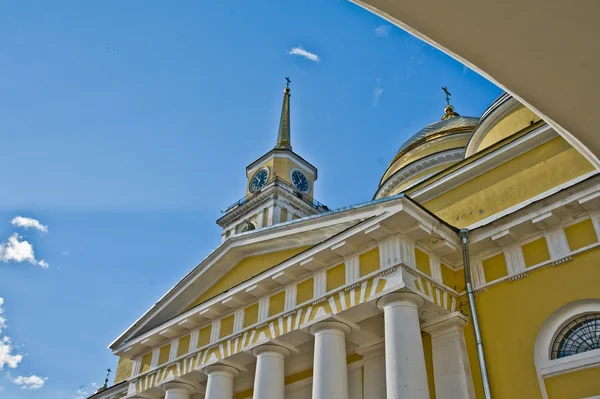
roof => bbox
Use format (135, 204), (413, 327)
(396, 115), (479, 155)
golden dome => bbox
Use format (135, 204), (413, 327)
(375, 110), (479, 199)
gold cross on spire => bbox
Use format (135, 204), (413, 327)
(285, 77), (291, 88)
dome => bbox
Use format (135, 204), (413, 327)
(375, 106), (479, 199)
(395, 115), (480, 156)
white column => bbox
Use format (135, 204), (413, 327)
(422, 312), (476, 399)
(204, 365), (239, 399)
(252, 344), (290, 399)
(378, 292), (430, 399)
(162, 381), (195, 399)
(309, 321), (351, 399)
(357, 342), (386, 399)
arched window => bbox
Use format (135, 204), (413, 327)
(241, 222), (256, 233)
(551, 313), (600, 359)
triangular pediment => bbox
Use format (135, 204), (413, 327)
(110, 202), (391, 350)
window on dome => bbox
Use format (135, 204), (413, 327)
(551, 313), (600, 359)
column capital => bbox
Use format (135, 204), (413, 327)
(421, 312), (468, 338)
(202, 364), (240, 378)
(308, 320), (351, 335)
(251, 343), (291, 357)
(160, 381), (195, 394)
(377, 292), (424, 311)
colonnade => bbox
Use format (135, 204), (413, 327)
(160, 292), (474, 399)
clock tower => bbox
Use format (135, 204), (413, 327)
(217, 79), (328, 241)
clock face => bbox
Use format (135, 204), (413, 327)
(291, 169), (310, 193)
(250, 168), (269, 193)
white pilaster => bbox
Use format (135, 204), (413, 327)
(422, 312), (476, 399)
(162, 381), (195, 399)
(544, 225), (570, 260)
(313, 270), (327, 297)
(204, 365), (239, 399)
(233, 309), (244, 334)
(284, 284), (297, 311)
(210, 320), (221, 344)
(258, 297), (270, 322)
(503, 244), (526, 275)
(251, 344), (290, 399)
(357, 342), (386, 399)
(132, 356), (141, 377)
(309, 321), (351, 399)
(190, 329), (199, 352)
(379, 235), (415, 269)
(429, 255), (443, 284)
(256, 211), (264, 229)
(150, 347), (160, 368)
(169, 338), (179, 361)
(345, 255), (360, 284)
(378, 292), (429, 399)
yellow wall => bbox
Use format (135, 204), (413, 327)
(475, 105), (542, 153)
(565, 218), (598, 251)
(327, 263), (346, 292)
(158, 343), (170, 366)
(198, 324), (211, 348)
(422, 333), (437, 399)
(177, 335), (191, 358)
(544, 365), (600, 399)
(441, 263), (464, 292)
(423, 137), (594, 227)
(415, 248), (431, 276)
(244, 303), (258, 327)
(187, 247), (310, 310)
(522, 237), (551, 268)
(296, 277), (314, 304)
(481, 253), (508, 282)
(269, 291), (285, 317)
(140, 352), (152, 374)
(220, 314), (234, 338)
(359, 248), (380, 276)
(114, 357), (133, 383)
(463, 247), (600, 399)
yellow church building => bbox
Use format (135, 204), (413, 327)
(90, 82), (600, 399)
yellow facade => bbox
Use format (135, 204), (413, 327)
(246, 156), (315, 197)
(106, 95), (600, 399)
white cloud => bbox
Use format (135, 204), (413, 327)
(0, 298), (23, 370)
(11, 217), (48, 233)
(12, 375), (47, 390)
(0, 336), (23, 370)
(0, 234), (49, 268)
(373, 77), (383, 107)
(374, 24), (390, 37)
(288, 47), (320, 62)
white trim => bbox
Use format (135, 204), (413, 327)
(534, 300), (600, 399)
(289, 167), (311, 194)
(465, 95), (521, 157)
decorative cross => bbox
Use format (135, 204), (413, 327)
(442, 86), (451, 106)
(105, 368), (111, 381)
(285, 77), (291, 88)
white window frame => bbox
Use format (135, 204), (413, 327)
(534, 299), (600, 399)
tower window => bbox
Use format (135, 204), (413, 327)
(551, 313), (600, 359)
(241, 222), (256, 233)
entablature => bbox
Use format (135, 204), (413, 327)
(112, 196), (462, 358)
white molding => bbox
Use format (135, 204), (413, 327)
(209, 320), (221, 344)
(313, 270), (327, 298)
(345, 255), (360, 284)
(534, 300), (600, 399)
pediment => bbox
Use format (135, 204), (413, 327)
(110, 202), (392, 350)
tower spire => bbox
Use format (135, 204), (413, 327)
(276, 77), (292, 150)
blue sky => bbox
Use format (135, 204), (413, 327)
(0, 1), (501, 397)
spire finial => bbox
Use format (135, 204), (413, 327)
(276, 77), (292, 150)
(94, 368), (111, 394)
(441, 86), (460, 120)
